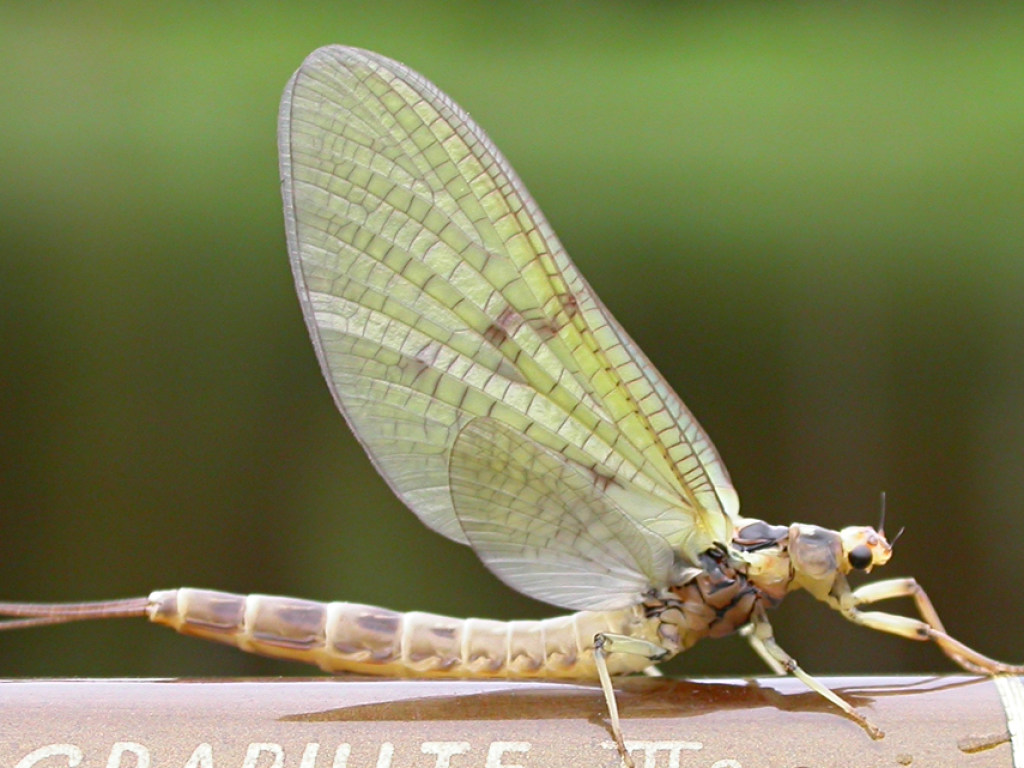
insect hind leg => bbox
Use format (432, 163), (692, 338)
(842, 577), (1024, 676)
(594, 633), (668, 768)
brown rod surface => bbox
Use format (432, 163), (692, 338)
(0, 675), (1020, 768)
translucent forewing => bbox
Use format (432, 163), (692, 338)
(279, 46), (737, 576)
(450, 417), (674, 610)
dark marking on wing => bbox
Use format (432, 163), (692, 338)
(589, 466), (620, 493)
(483, 322), (510, 348)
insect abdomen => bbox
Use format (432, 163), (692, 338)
(147, 588), (654, 679)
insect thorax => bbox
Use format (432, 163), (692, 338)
(644, 529), (793, 656)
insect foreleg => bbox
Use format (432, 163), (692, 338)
(594, 633), (668, 768)
(840, 577), (1024, 676)
(749, 607), (884, 738)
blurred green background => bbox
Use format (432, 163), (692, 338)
(1, 3), (1021, 680)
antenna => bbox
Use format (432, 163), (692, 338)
(878, 491), (905, 547)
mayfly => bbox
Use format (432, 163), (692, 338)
(1, 46), (1021, 766)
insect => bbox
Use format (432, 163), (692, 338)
(1, 45), (1020, 767)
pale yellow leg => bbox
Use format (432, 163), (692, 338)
(749, 608), (884, 738)
(594, 633), (668, 768)
(740, 622), (787, 674)
(842, 577), (1024, 676)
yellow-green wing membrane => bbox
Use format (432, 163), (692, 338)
(449, 417), (674, 611)
(279, 46), (737, 579)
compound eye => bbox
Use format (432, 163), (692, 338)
(848, 544), (873, 570)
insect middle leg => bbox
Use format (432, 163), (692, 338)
(748, 606), (884, 738)
(839, 577), (1024, 675)
(740, 622), (787, 674)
